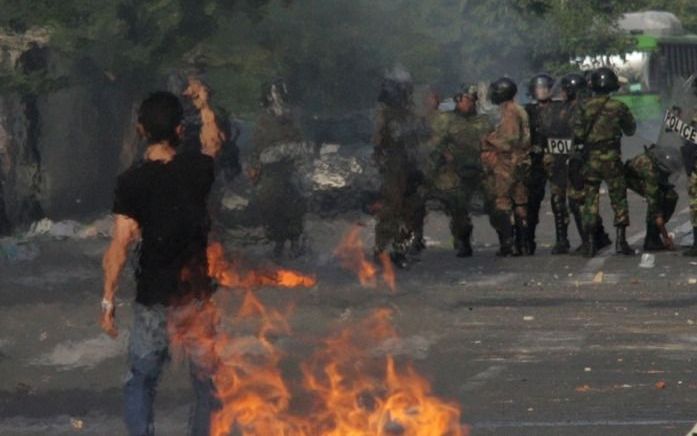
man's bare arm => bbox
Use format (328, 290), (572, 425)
(200, 107), (224, 159)
(100, 214), (140, 337)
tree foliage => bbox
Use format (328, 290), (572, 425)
(0, 0), (696, 115)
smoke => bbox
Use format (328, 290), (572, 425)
(384, 64), (412, 84)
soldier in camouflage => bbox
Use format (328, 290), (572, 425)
(424, 85), (493, 257)
(406, 86), (442, 255)
(625, 144), (678, 251)
(573, 67), (637, 257)
(481, 78), (532, 257)
(524, 73), (555, 254)
(560, 74), (613, 254)
(372, 70), (422, 268)
(248, 79), (307, 258)
(536, 73), (612, 254)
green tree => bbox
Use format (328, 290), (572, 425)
(3, 0), (685, 116)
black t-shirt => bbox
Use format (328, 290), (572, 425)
(113, 150), (215, 307)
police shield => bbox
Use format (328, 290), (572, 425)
(657, 75), (697, 246)
(657, 74), (697, 153)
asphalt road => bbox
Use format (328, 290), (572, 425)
(1, 181), (697, 436)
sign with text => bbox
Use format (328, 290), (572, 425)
(664, 110), (697, 145)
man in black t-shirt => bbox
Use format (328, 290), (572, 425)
(100, 92), (219, 435)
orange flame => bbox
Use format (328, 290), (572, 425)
(167, 241), (464, 435)
(300, 309), (466, 436)
(208, 242), (317, 290)
(334, 225), (396, 292)
(378, 251), (396, 293)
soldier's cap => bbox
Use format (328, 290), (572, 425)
(454, 84), (478, 102)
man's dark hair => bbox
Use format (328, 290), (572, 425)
(138, 91), (184, 145)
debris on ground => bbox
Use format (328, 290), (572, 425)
(70, 417), (84, 431)
(639, 253), (655, 269)
(592, 271), (604, 284)
(575, 384), (592, 393)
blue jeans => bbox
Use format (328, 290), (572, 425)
(124, 302), (220, 436)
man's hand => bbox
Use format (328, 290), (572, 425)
(663, 234), (675, 250)
(101, 214), (139, 339)
(100, 300), (118, 338)
(656, 216), (675, 250)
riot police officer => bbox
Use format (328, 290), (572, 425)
(424, 85), (493, 257)
(249, 79), (308, 258)
(536, 73), (612, 254)
(372, 69), (422, 268)
(481, 78), (532, 256)
(625, 144), (679, 251)
(574, 67), (637, 257)
(524, 73), (555, 254)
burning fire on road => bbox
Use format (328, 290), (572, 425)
(168, 229), (467, 435)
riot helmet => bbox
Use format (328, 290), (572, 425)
(590, 67), (620, 94)
(528, 73), (555, 102)
(489, 77), (517, 105)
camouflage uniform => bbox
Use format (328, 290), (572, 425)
(250, 111), (307, 250)
(482, 100), (532, 254)
(425, 110), (493, 253)
(538, 100), (573, 219)
(690, 171), (697, 227)
(482, 101), (531, 212)
(535, 98), (611, 252)
(373, 105), (422, 258)
(574, 96), (636, 228)
(404, 110), (439, 253)
(524, 101), (551, 253)
(625, 148), (678, 248)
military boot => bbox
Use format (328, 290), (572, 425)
(390, 251), (410, 269)
(407, 227), (426, 256)
(527, 222), (537, 255)
(551, 222), (570, 254)
(493, 212), (514, 257)
(643, 222), (665, 252)
(615, 225), (635, 255)
(595, 221), (612, 250)
(496, 233), (514, 257)
(513, 215), (532, 256)
(456, 226), (474, 258)
(683, 228), (697, 257)
(583, 224), (597, 258)
(512, 220), (522, 256)
(551, 198), (570, 255)
(521, 221), (533, 256)
(570, 202), (586, 254)
(409, 236), (426, 255)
